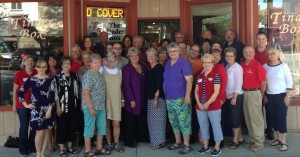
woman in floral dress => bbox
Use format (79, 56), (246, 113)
(18, 60), (56, 157)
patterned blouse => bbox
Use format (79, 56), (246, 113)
(81, 70), (106, 110)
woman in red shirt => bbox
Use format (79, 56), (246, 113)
(12, 55), (37, 156)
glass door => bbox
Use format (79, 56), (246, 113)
(138, 20), (180, 47)
(192, 3), (232, 44)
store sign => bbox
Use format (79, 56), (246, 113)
(87, 7), (126, 42)
(9, 16), (46, 39)
(86, 7), (124, 18)
(269, 8), (300, 33)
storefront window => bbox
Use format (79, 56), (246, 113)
(192, 3), (232, 44)
(258, 0), (300, 97)
(0, 2), (63, 106)
(138, 20), (180, 47)
(87, 7), (126, 43)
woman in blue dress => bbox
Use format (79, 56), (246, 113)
(18, 60), (56, 157)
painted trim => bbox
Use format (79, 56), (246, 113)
(67, 0), (71, 56)
(0, 106), (13, 112)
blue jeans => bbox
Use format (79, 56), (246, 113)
(17, 108), (36, 155)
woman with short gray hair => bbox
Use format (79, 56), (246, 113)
(99, 52), (125, 153)
(195, 53), (223, 156)
(82, 53), (110, 156)
(146, 48), (166, 149)
(264, 47), (293, 152)
(163, 42), (193, 154)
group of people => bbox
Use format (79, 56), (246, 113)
(12, 29), (293, 157)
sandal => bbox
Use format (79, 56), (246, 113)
(114, 143), (125, 153)
(229, 142), (240, 149)
(59, 150), (67, 157)
(167, 143), (183, 150)
(270, 139), (281, 146)
(280, 143), (288, 151)
(106, 143), (112, 151)
(179, 145), (192, 154)
(228, 140), (244, 146)
(84, 151), (96, 157)
(66, 147), (77, 154)
(95, 147), (111, 155)
(149, 142), (166, 150)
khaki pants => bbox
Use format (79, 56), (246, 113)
(243, 90), (265, 146)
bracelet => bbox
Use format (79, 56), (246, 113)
(121, 99), (125, 102)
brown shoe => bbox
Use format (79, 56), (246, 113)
(250, 143), (264, 152)
(243, 141), (255, 148)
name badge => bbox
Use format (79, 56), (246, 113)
(23, 78), (28, 82)
(208, 78), (213, 81)
(197, 79), (202, 83)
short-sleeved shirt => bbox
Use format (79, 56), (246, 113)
(255, 46), (269, 65)
(81, 70), (106, 110)
(13, 69), (37, 108)
(163, 57), (193, 99)
(241, 59), (266, 89)
(115, 57), (129, 70)
(70, 60), (82, 73)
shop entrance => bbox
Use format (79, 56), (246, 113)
(192, 2), (232, 44)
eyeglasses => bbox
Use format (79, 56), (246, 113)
(267, 53), (276, 56)
(175, 36), (184, 39)
(168, 50), (179, 53)
(203, 62), (213, 64)
(113, 47), (122, 50)
(190, 49), (199, 53)
(36, 66), (47, 69)
(63, 62), (71, 65)
(72, 50), (81, 52)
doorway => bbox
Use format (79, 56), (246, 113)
(192, 2), (232, 44)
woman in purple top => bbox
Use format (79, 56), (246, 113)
(163, 42), (193, 154)
(122, 47), (149, 148)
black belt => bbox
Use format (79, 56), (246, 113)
(243, 88), (260, 91)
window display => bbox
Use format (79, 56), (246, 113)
(0, 2), (63, 106)
(87, 7), (126, 43)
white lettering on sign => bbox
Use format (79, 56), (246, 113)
(107, 22), (125, 41)
(269, 11), (300, 33)
(9, 17), (47, 39)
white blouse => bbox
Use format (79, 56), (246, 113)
(226, 62), (244, 99)
(263, 62), (293, 94)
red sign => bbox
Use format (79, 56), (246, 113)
(8, 15), (24, 34)
(268, 8), (284, 28)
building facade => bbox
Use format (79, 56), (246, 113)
(0, 0), (300, 145)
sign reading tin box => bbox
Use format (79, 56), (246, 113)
(87, 7), (126, 42)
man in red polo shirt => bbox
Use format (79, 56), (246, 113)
(241, 46), (266, 152)
(255, 32), (275, 141)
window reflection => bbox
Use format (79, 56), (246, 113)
(258, 0), (300, 97)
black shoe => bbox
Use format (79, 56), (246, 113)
(266, 133), (275, 140)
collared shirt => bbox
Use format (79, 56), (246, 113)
(163, 57), (193, 99)
(81, 70), (106, 110)
(70, 60), (82, 73)
(241, 59), (266, 89)
(255, 46), (269, 65)
(226, 62), (243, 99)
(14, 69), (37, 108)
(115, 57), (129, 70)
(263, 62), (293, 94)
(223, 40), (245, 63)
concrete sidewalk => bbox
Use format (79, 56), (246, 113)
(1, 132), (300, 157)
